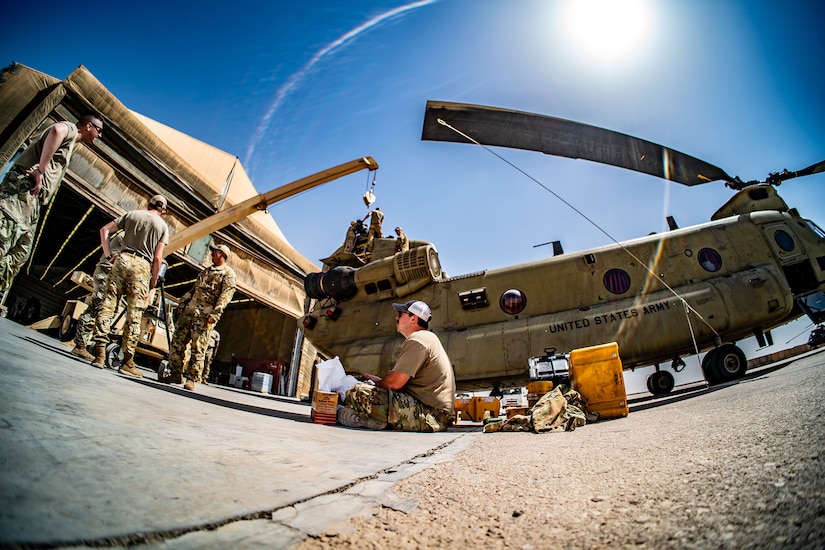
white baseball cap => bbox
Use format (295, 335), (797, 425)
(392, 300), (431, 323)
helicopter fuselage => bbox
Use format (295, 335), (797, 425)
(303, 194), (825, 390)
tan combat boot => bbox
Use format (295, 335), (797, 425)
(336, 407), (388, 430)
(71, 345), (95, 361)
(90, 344), (106, 369)
(118, 352), (143, 378)
(159, 371), (183, 384)
(183, 378), (195, 391)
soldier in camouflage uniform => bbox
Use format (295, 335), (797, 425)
(1, 112), (103, 294)
(339, 299), (456, 432)
(164, 243), (235, 391)
(394, 226), (409, 253)
(342, 221), (359, 254)
(91, 195), (170, 377)
(200, 329), (221, 384)
(71, 233), (125, 360)
(361, 207), (384, 261)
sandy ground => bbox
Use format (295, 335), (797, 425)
(296, 352), (825, 549)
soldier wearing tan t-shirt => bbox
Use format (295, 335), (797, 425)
(91, 195), (170, 376)
(340, 299), (457, 432)
(394, 226), (409, 253)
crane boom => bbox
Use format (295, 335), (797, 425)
(164, 156), (378, 257)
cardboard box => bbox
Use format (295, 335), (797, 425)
(250, 372), (273, 394)
(311, 391), (339, 424)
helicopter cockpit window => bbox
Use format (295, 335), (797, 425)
(797, 291), (825, 324)
(603, 269), (631, 294)
(805, 220), (825, 240)
(698, 248), (723, 272)
(500, 289), (526, 315)
(773, 229), (795, 252)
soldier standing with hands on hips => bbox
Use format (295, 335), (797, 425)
(163, 243), (236, 391)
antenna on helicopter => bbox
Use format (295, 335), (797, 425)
(533, 240), (564, 256)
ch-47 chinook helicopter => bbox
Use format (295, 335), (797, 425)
(301, 101), (825, 395)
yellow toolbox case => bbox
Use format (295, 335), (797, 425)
(569, 342), (629, 419)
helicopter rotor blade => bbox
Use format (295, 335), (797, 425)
(422, 100), (734, 187)
(767, 160), (825, 186)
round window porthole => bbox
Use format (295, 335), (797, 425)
(698, 248), (723, 272)
(603, 269), (631, 294)
(773, 229), (795, 252)
(500, 289), (526, 315)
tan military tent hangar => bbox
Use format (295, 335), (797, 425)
(0, 62), (322, 398)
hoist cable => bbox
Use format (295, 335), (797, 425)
(436, 117), (719, 351)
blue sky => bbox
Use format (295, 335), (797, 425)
(6, 0), (825, 385)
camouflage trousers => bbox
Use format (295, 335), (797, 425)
(74, 260), (113, 348)
(0, 168), (39, 293)
(202, 347), (216, 383)
(168, 312), (213, 381)
(344, 383), (453, 432)
(364, 228), (380, 259)
(93, 253), (151, 357)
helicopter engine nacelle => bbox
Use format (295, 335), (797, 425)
(304, 244), (442, 303)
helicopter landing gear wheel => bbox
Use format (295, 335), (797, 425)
(701, 349), (720, 385)
(58, 313), (77, 342)
(157, 359), (170, 380)
(646, 370), (675, 395)
(105, 343), (124, 370)
(711, 344), (747, 383)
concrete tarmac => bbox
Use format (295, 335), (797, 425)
(0, 318), (477, 549)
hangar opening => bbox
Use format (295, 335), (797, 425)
(0, 63), (322, 398)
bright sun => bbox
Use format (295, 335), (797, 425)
(561, 0), (653, 65)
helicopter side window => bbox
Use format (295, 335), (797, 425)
(698, 248), (723, 272)
(773, 229), (795, 252)
(603, 269), (631, 294)
(500, 289), (526, 315)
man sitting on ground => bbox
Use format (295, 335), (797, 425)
(338, 299), (456, 432)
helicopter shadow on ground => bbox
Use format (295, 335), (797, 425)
(627, 358), (803, 413)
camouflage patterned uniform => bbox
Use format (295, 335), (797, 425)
(201, 329), (220, 383)
(394, 228), (408, 253)
(92, 207), (169, 362)
(0, 122), (78, 293)
(93, 253), (152, 358)
(344, 383), (453, 432)
(343, 221), (358, 253)
(364, 208), (384, 260)
(169, 263), (236, 382)
(73, 234), (124, 350)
